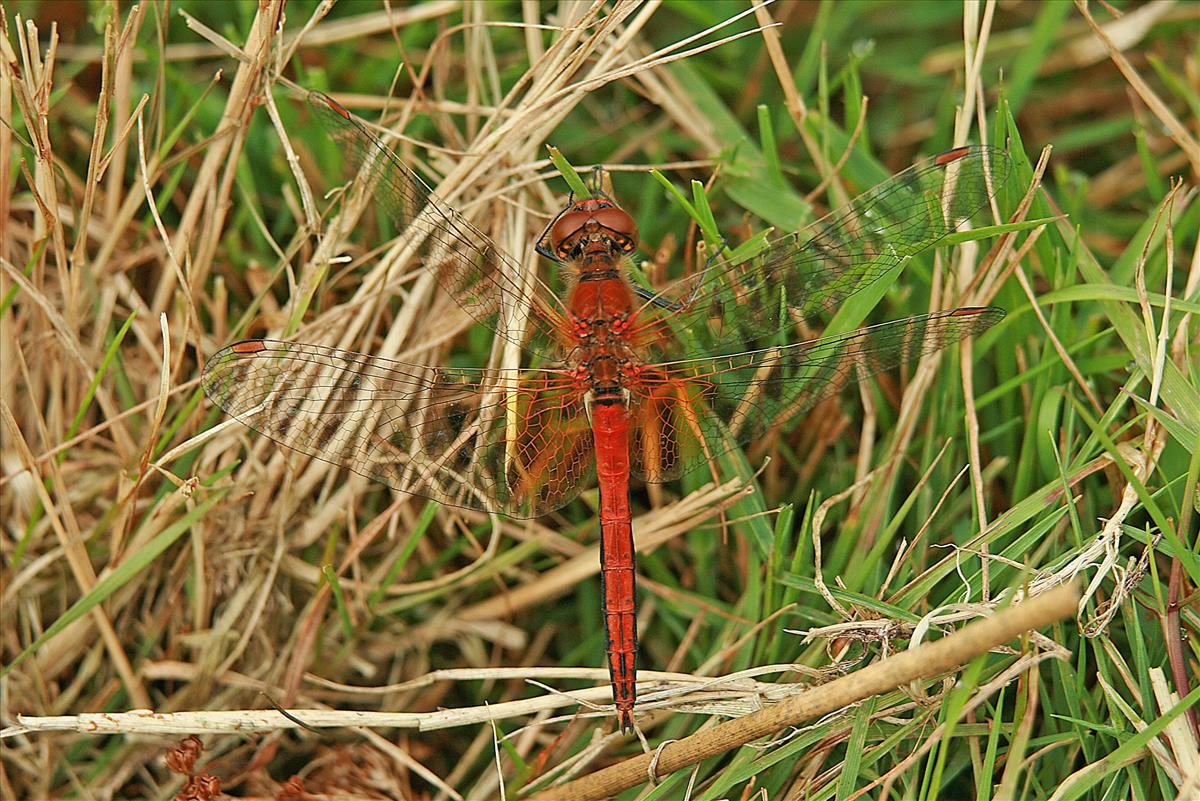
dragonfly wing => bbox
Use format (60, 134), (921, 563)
(637, 146), (1012, 357)
(629, 307), (1004, 483)
(309, 92), (569, 356)
(202, 339), (593, 518)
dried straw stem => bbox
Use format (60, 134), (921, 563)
(526, 581), (1080, 801)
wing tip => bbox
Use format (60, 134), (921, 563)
(933, 144), (1013, 182)
(309, 90), (351, 120)
(202, 340), (276, 400)
(949, 305), (1002, 317)
(948, 305), (1006, 332)
(230, 339), (269, 354)
(935, 146), (973, 166)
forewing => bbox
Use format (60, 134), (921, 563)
(309, 92), (569, 356)
(638, 146), (1012, 357)
(202, 340), (593, 517)
(629, 307), (1004, 483)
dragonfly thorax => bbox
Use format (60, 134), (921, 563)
(570, 311), (632, 342)
(582, 353), (636, 399)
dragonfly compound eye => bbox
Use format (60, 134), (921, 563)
(592, 206), (638, 253)
(550, 210), (593, 257)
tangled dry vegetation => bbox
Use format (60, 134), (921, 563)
(2, 2), (1198, 800)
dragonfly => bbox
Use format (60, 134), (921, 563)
(202, 91), (1012, 732)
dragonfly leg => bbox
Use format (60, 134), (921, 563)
(633, 235), (729, 312)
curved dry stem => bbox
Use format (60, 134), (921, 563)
(524, 581), (1080, 801)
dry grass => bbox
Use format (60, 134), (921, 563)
(2, 2), (1198, 800)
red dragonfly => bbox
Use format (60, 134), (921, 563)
(203, 92), (1011, 732)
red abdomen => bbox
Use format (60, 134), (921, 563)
(591, 399), (638, 732)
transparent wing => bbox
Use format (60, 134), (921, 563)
(635, 146), (1012, 358)
(202, 339), (593, 517)
(627, 307), (1004, 483)
(309, 92), (570, 356)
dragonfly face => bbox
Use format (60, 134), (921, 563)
(203, 90), (1013, 733)
(544, 197), (639, 260)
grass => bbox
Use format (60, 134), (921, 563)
(2, 1), (1198, 799)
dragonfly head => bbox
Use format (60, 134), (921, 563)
(539, 197), (639, 261)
